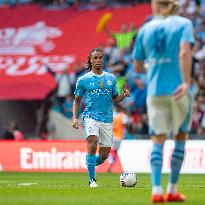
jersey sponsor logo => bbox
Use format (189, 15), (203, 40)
(148, 57), (172, 67)
(90, 88), (112, 95)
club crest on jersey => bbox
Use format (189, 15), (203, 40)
(99, 81), (104, 88)
(107, 80), (112, 85)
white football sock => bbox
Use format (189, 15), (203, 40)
(167, 183), (177, 194)
(152, 186), (163, 195)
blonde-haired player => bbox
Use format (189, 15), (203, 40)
(133, 0), (194, 202)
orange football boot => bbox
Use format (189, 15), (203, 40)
(165, 192), (186, 202)
(151, 194), (165, 203)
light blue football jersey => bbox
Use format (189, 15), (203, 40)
(133, 15), (195, 96)
(75, 71), (119, 123)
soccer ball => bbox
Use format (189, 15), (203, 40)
(120, 171), (137, 187)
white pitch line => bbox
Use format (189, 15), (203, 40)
(18, 183), (38, 186)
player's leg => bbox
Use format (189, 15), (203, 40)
(95, 154), (104, 166)
(147, 96), (171, 202)
(84, 119), (99, 187)
(165, 133), (187, 202)
(150, 134), (166, 202)
(86, 135), (98, 187)
(166, 94), (191, 201)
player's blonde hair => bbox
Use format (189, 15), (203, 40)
(155, 0), (179, 16)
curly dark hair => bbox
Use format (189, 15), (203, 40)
(86, 48), (103, 71)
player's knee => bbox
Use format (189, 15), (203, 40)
(175, 133), (188, 140)
(151, 135), (166, 144)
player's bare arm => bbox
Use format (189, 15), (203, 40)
(173, 42), (192, 101)
(72, 95), (82, 129)
(112, 89), (130, 103)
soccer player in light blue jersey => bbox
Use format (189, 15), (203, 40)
(72, 48), (130, 188)
(133, 0), (194, 202)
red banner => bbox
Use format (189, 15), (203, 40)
(0, 4), (151, 100)
(0, 140), (123, 172)
(0, 140), (204, 173)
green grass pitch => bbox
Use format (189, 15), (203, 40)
(0, 172), (204, 205)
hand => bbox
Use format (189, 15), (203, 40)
(72, 118), (79, 129)
(173, 83), (188, 101)
(123, 89), (130, 97)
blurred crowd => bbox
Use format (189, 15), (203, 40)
(46, 0), (205, 140)
(179, 0), (205, 137)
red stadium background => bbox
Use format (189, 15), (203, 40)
(0, 4), (151, 100)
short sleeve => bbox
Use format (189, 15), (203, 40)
(180, 20), (195, 45)
(132, 28), (146, 61)
(74, 78), (84, 96)
(112, 77), (119, 97)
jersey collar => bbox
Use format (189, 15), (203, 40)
(90, 71), (105, 77)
